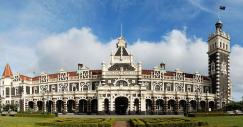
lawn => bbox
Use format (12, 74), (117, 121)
(192, 116), (243, 127)
(0, 116), (50, 127)
(0, 115), (243, 127)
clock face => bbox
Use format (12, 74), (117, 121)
(221, 61), (227, 75)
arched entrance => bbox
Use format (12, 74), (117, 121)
(209, 101), (215, 111)
(37, 101), (43, 111)
(46, 100), (53, 113)
(146, 99), (152, 114)
(91, 99), (98, 114)
(156, 99), (163, 114)
(134, 98), (139, 114)
(168, 99), (176, 114)
(115, 97), (128, 115)
(190, 100), (197, 112)
(28, 101), (34, 110)
(179, 100), (187, 112)
(56, 100), (64, 113)
(200, 101), (206, 112)
(104, 99), (109, 114)
(67, 100), (75, 113)
(79, 99), (87, 113)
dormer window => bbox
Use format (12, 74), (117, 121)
(13, 75), (20, 82)
(59, 72), (67, 81)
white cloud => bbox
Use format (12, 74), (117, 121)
(130, 30), (208, 74)
(36, 27), (115, 72)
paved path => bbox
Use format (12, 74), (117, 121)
(112, 121), (130, 127)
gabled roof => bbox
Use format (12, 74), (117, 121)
(115, 47), (129, 56)
(2, 64), (13, 78)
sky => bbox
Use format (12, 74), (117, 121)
(0, 0), (243, 100)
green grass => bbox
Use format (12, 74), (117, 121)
(0, 116), (50, 127)
(192, 116), (243, 127)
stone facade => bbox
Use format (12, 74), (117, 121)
(0, 21), (231, 115)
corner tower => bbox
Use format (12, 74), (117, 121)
(208, 20), (231, 109)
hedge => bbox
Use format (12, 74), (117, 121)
(15, 113), (56, 118)
(130, 118), (146, 127)
(36, 118), (114, 127)
(188, 112), (230, 117)
(130, 118), (207, 127)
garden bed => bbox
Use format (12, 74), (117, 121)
(130, 118), (207, 127)
(36, 118), (114, 127)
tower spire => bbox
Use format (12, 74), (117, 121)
(120, 24), (123, 37)
(2, 63), (13, 78)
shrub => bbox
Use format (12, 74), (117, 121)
(15, 113), (56, 118)
(130, 118), (207, 127)
(188, 112), (230, 117)
(36, 118), (114, 127)
(130, 118), (146, 127)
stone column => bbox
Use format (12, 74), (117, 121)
(63, 98), (67, 113)
(52, 98), (56, 113)
(25, 101), (29, 112)
(43, 100), (46, 112)
(33, 100), (37, 112)
(206, 99), (209, 112)
(140, 95), (146, 115)
(97, 96), (104, 114)
(87, 99), (91, 114)
(152, 97), (156, 115)
(187, 99), (191, 113)
(175, 97), (179, 114)
(75, 98), (79, 113)
(129, 95), (133, 115)
(163, 97), (168, 114)
(110, 96), (114, 114)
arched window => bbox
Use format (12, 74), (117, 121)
(83, 85), (88, 91)
(115, 80), (128, 86)
(177, 86), (183, 92)
(155, 85), (160, 91)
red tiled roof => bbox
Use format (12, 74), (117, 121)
(32, 76), (40, 81)
(20, 75), (31, 81)
(184, 73), (194, 78)
(90, 70), (102, 75)
(164, 71), (175, 76)
(2, 64), (13, 78)
(202, 76), (210, 81)
(142, 70), (153, 75)
(48, 73), (58, 79)
(68, 71), (78, 76)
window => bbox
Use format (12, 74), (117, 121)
(145, 82), (151, 90)
(186, 84), (192, 92)
(155, 85), (160, 91)
(165, 83), (173, 91)
(211, 62), (216, 75)
(83, 85), (88, 91)
(177, 86), (183, 92)
(92, 82), (98, 90)
(115, 80), (128, 86)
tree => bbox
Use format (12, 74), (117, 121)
(225, 101), (243, 111)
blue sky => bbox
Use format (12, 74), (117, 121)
(1, 0), (242, 44)
(1, 0), (243, 100)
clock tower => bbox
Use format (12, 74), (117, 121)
(208, 20), (231, 109)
